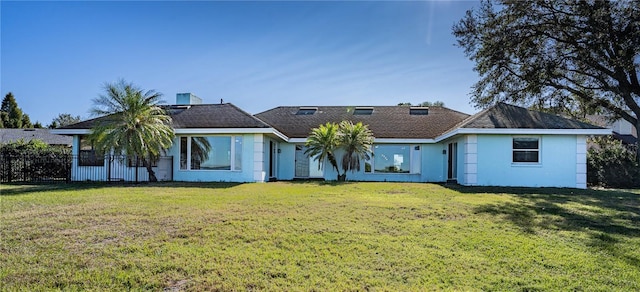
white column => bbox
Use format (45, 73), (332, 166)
(576, 135), (587, 189)
(253, 134), (266, 182)
(464, 135), (478, 186)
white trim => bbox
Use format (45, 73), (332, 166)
(576, 135), (587, 189)
(253, 134), (266, 182)
(288, 138), (308, 143)
(437, 128), (611, 141)
(50, 129), (91, 135)
(463, 135), (478, 186)
(373, 138), (436, 143)
(290, 138), (436, 144)
(512, 136), (541, 164)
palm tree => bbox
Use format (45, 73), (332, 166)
(89, 79), (174, 182)
(338, 121), (374, 181)
(305, 122), (340, 179)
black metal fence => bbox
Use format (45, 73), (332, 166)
(1, 154), (173, 183)
(1, 153), (72, 183)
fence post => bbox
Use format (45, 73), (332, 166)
(7, 155), (12, 183)
(23, 154), (27, 182)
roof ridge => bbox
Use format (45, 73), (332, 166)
(225, 103), (272, 128)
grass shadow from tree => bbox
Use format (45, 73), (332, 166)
(444, 184), (640, 268)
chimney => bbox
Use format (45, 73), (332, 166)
(176, 93), (202, 105)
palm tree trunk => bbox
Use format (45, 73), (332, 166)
(142, 157), (157, 182)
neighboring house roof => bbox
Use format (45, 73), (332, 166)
(613, 133), (638, 145)
(254, 106), (470, 139)
(459, 102), (604, 130)
(59, 103), (271, 130)
(585, 114), (637, 144)
(0, 129), (73, 146)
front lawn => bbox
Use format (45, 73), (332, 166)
(1, 182), (638, 290)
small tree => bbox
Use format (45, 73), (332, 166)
(338, 121), (374, 181)
(305, 122), (340, 178)
(305, 121), (374, 181)
(89, 79), (174, 182)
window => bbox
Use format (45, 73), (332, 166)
(365, 144), (420, 174)
(296, 107), (317, 115)
(179, 136), (243, 171)
(78, 136), (104, 166)
(353, 107), (373, 115)
(513, 137), (539, 163)
(409, 107), (429, 115)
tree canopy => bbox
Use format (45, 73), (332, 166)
(397, 101), (445, 107)
(305, 121), (374, 181)
(1, 92), (32, 128)
(89, 80), (174, 182)
(453, 0), (639, 144)
(49, 113), (81, 128)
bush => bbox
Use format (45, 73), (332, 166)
(587, 137), (640, 188)
(0, 139), (71, 182)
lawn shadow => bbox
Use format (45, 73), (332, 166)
(0, 182), (113, 196)
(0, 181), (244, 196)
(444, 184), (640, 268)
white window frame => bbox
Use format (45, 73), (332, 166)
(512, 136), (541, 164)
(365, 144), (421, 174)
(179, 135), (243, 171)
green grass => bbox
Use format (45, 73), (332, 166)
(1, 182), (639, 291)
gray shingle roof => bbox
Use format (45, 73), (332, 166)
(459, 102), (604, 129)
(0, 129), (73, 146)
(61, 103), (271, 129)
(254, 106), (470, 139)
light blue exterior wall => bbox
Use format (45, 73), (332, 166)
(68, 132), (584, 187)
(275, 143), (448, 182)
(277, 143), (296, 180)
(474, 135), (577, 188)
(423, 144), (446, 182)
(171, 134), (258, 182)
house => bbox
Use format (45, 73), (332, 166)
(586, 115), (638, 145)
(52, 94), (610, 188)
(0, 128), (73, 147)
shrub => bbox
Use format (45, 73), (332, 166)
(587, 137), (640, 188)
(0, 139), (71, 182)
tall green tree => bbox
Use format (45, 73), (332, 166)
(50, 113), (81, 128)
(1, 92), (24, 128)
(338, 121), (374, 180)
(89, 79), (174, 182)
(305, 122), (341, 178)
(21, 114), (32, 128)
(453, 0), (640, 161)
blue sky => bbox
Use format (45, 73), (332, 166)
(1, 1), (480, 126)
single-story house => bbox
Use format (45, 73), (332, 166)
(52, 93), (610, 188)
(0, 128), (73, 147)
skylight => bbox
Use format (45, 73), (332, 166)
(409, 107), (429, 115)
(353, 107), (374, 115)
(296, 107), (317, 115)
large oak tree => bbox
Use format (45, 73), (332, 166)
(453, 0), (639, 159)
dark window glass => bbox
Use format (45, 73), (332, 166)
(79, 150), (104, 166)
(296, 108), (317, 115)
(353, 108), (373, 115)
(513, 138), (539, 163)
(409, 108), (429, 115)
